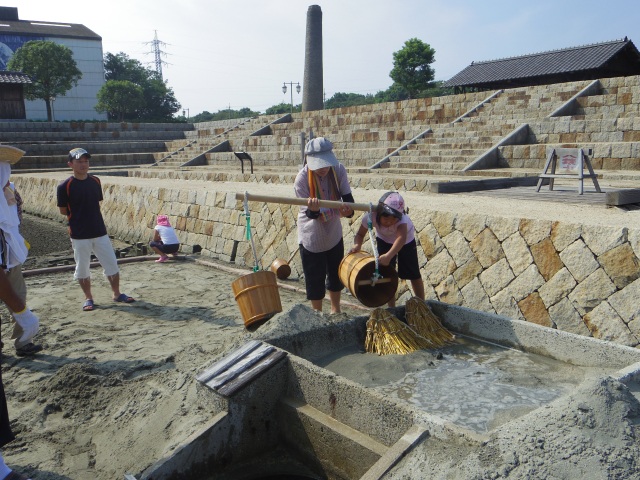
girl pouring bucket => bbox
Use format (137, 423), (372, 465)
(350, 191), (425, 307)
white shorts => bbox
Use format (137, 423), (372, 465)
(71, 235), (119, 280)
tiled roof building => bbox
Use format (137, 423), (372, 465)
(0, 6), (106, 120)
(444, 38), (640, 92)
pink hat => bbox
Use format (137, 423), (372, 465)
(383, 192), (405, 213)
(157, 214), (171, 227)
(376, 191), (405, 221)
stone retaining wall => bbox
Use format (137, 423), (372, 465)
(15, 176), (640, 348)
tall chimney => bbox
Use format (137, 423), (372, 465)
(302, 5), (323, 111)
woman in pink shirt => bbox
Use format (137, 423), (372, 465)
(294, 137), (354, 313)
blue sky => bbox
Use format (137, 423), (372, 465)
(10, 0), (640, 115)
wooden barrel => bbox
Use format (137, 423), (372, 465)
(270, 258), (291, 280)
(231, 270), (283, 330)
(338, 252), (398, 308)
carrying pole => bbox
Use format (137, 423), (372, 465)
(234, 192), (371, 212)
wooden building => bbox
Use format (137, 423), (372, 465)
(0, 70), (31, 119)
(444, 38), (640, 92)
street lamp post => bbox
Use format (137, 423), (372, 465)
(49, 96), (56, 121)
(282, 82), (301, 113)
(182, 108), (190, 122)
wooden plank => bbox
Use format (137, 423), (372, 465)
(196, 340), (262, 383)
(538, 173), (598, 179)
(206, 344), (275, 389)
(360, 425), (429, 480)
(206, 344), (274, 389)
(235, 192), (373, 212)
(217, 350), (287, 397)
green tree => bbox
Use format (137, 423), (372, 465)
(189, 107), (259, 123)
(95, 80), (145, 121)
(390, 38), (436, 99)
(102, 52), (180, 121)
(265, 102), (300, 115)
(7, 40), (82, 121)
(325, 92), (371, 109)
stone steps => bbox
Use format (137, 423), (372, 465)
(11, 140), (170, 157)
(0, 130), (186, 141)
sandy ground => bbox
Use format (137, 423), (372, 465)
(2, 206), (640, 479)
(1, 215), (364, 479)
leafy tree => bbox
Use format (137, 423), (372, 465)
(95, 80), (145, 121)
(7, 40), (82, 121)
(390, 38), (436, 99)
(102, 52), (180, 121)
(265, 102), (300, 115)
(189, 107), (260, 123)
(325, 92), (371, 109)
(374, 83), (410, 103)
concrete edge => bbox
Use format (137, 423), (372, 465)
(463, 123), (530, 171)
(428, 300), (640, 369)
(547, 79), (602, 118)
(428, 175), (541, 193)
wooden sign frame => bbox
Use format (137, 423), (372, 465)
(536, 147), (601, 195)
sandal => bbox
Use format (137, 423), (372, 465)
(82, 299), (95, 311)
(114, 293), (135, 303)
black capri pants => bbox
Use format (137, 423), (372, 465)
(299, 239), (345, 300)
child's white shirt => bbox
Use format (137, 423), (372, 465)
(362, 212), (415, 244)
(155, 225), (179, 245)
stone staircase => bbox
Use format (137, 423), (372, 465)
(153, 116), (278, 169)
(9, 121), (191, 170)
(377, 82), (590, 177)
(8, 75), (640, 190)
(499, 76), (640, 174)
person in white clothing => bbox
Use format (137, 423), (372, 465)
(0, 146), (42, 357)
(149, 214), (180, 263)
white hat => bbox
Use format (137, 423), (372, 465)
(305, 137), (339, 170)
(0, 145), (25, 165)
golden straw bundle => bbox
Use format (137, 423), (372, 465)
(364, 308), (434, 355)
(405, 297), (455, 347)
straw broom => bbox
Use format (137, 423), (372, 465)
(365, 308), (435, 355)
(405, 297), (455, 347)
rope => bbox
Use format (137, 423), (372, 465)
(243, 191), (260, 272)
(367, 202), (382, 285)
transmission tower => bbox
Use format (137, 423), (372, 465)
(145, 30), (169, 80)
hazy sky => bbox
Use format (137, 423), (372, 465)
(10, 0), (640, 116)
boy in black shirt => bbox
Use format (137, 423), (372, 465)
(57, 148), (135, 311)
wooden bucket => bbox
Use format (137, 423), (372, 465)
(270, 258), (291, 280)
(338, 252), (398, 308)
(231, 270), (283, 330)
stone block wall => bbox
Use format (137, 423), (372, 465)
(15, 176), (640, 348)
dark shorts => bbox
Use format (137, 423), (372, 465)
(299, 239), (345, 300)
(376, 238), (421, 280)
(150, 241), (180, 254)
